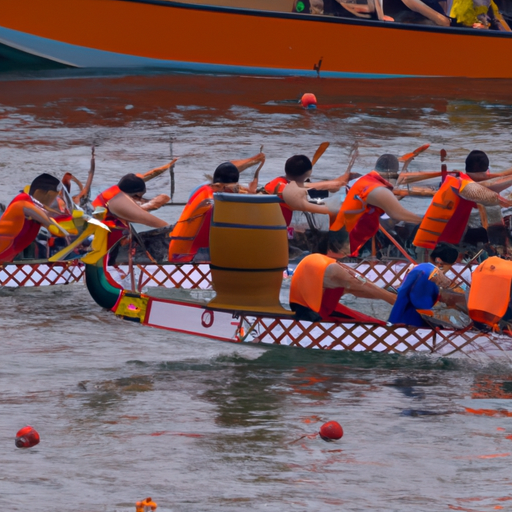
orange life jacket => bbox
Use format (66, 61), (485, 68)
(468, 257), (512, 328)
(0, 193), (43, 262)
(289, 253), (383, 323)
(264, 176), (293, 226)
(168, 184), (214, 263)
(330, 171), (393, 256)
(413, 173), (475, 250)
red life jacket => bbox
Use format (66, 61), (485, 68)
(0, 193), (43, 262)
(92, 185), (130, 249)
(264, 177), (293, 226)
(330, 171), (393, 256)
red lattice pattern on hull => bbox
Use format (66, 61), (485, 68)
(0, 261), (84, 288)
(238, 316), (503, 355)
(118, 260), (475, 291)
(108, 264), (212, 290)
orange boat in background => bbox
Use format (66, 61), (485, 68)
(2, 0), (512, 78)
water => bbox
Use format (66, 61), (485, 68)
(2, 70), (512, 511)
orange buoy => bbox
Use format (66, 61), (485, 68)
(300, 93), (317, 109)
(319, 421), (343, 441)
(135, 497), (157, 511)
(15, 426), (40, 448)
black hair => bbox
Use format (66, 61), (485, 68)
(213, 162), (240, 184)
(375, 154), (399, 179)
(315, 226), (350, 256)
(430, 242), (459, 265)
(118, 173), (146, 195)
(465, 150), (489, 174)
(285, 155), (313, 178)
(29, 173), (60, 196)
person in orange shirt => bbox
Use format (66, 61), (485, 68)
(289, 228), (396, 323)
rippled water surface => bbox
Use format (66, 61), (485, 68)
(2, 71), (512, 511)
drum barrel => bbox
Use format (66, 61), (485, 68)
(208, 193), (291, 314)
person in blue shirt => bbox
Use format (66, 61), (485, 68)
(388, 263), (451, 327)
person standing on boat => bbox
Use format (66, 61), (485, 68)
(0, 173), (67, 262)
(289, 229), (396, 323)
(168, 162), (243, 263)
(328, 154), (423, 257)
(413, 150), (512, 252)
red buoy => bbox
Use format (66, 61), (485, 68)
(319, 421), (343, 441)
(300, 93), (317, 109)
(15, 426), (40, 448)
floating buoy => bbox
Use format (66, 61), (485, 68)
(135, 497), (157, 512)
(15, 426), (40, 448)
(319, 421), (343, 441)
(300, 93), (317, 109)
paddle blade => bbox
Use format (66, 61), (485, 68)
(398, 143), (430, 162)
(311, 142), (330, 167)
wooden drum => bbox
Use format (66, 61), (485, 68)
(208, 193), (291, 314)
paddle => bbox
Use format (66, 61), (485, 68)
(139, 157), (179, 182)
(399, 143), (430, 164)
(378, 222), (417, 264)
(248, 145), (265, 194)
(396, 171), (448, 186)
(311, 142), (330, 167)
(74, 146), (96, 207)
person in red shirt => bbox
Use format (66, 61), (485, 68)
(0, 173), (66, 262)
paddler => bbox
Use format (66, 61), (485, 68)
(289, 228), (396, 323)
(328, 154), (423, 257)
(413, 150), (512, 252)
(168, 162), (242, 263)
(388, 263), (453, 327)
(461, 150), (512, 253)
(0, 173), (67, 262)
(264, 154), (357, 226)
(92, 173), (169, 249)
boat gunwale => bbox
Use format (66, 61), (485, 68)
(117, 0), (512, 39)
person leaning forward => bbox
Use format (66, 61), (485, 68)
(289, 228), (396, 323)
(168, 162), (243, 263)
(0, 173), (67, 262)
(265, 154), (358, 226)
(413, 152), (512, 252)
(328, 154), (423, 257)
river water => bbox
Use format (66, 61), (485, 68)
(1, 70), (512, 511)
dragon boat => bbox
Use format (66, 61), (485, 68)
(0, 260), (84, 288)
(84, 193), (511, 357)
(2, 0), (512, 79)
